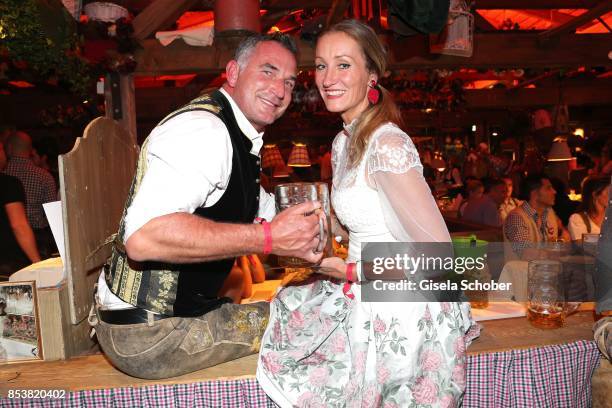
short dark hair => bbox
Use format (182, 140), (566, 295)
(519, 174), (548, 201)
(484, 178), (505, 193)
(234, 32), (298, 69)
(580, 176), (610, 215)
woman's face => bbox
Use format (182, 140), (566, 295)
(595, 187), (609, 211)
(315, 32), (376, 124)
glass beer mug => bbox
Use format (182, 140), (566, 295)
(274, 182), (332, 267)
(527, 260), (579, 329)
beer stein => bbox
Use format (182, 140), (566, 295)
(527, 260), (579, 329)
(274, 182), (332, 267)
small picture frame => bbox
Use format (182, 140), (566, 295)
(0, 281), (43, 363)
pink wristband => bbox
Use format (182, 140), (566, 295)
(261, 221), (272, 255)
(346, 262), (356, 282)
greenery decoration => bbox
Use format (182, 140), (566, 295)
(0, 0), (93, 95)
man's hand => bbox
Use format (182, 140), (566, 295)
(594, 317), (612, 360)
(270, 201), (325, 264)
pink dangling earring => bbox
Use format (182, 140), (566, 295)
(367, 79), (380, 105)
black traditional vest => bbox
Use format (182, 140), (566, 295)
(106, 90), (260, 316)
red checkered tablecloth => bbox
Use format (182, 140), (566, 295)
(2, 340), (601, 408)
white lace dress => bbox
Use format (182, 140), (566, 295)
(257, 123), (479, 408)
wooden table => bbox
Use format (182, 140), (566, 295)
(0, 311), (597, 393)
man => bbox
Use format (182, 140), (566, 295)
(3, 131), (57, 258)
(0, 142), (41, 276)
(503, 174), (566, 259)
(499, 176), (522, 221)
(594, 176), (612, 361)
(462, 178), (506, 227)
(92, 33), (323, 379)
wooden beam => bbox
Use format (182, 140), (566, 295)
(134, 33), (612, 75)
(132, 0), (198, 41)
(474, 0), (599, 9)
(104, 74), (137, 143)
(326, 0), (350, 28)
(539, 0), (612, 39)
(474, 11), (497, 31)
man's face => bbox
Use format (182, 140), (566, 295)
(489, 184), (508, 206)
(536, 178), (556, 207)
(225, 41), (297, 131)
(503, 178), (513, 199)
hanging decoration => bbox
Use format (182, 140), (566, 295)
(429, 0), (474, 57)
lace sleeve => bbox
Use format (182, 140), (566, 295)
(331, 131), (346, 177)
(367, 128), (422, 178)
(373, 169), (451, 242)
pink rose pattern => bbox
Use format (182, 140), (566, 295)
(452, 364), (466, 389)
(440, 394), (457, 408)
(454, 336), (466, 357)
(261, 352), (282, 374)
(412, 376), (439, 405)
(377, 364), (390, 384)
(374, 316), (387, 333)
(288, 310), (304, 329)
(331, 333), (346, 353)
(420, 348), (443, 371)
(309, 366), (329, 388)
(258, 280), (476, 407)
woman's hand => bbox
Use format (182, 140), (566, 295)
(318, 257), (348, 280)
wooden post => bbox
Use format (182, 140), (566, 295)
(104, 73), (137, 144)
(214, 0), (260, 34)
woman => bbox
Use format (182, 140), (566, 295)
(445, 157), (464, 188)
(257, 20), (478, 407)
(568, 176), (609, 241)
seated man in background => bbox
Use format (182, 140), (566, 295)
(0, 142), (41, 277)
(3, 131), (57, 258)
(499, 176), (522, 221)
(459, 179), (484, 217)
(503, 174), (569, 259)
(462, 178), (506, 227)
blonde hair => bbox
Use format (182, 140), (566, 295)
(319, 19), (403, 168)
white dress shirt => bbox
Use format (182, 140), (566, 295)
(98, 88), (275, 309)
